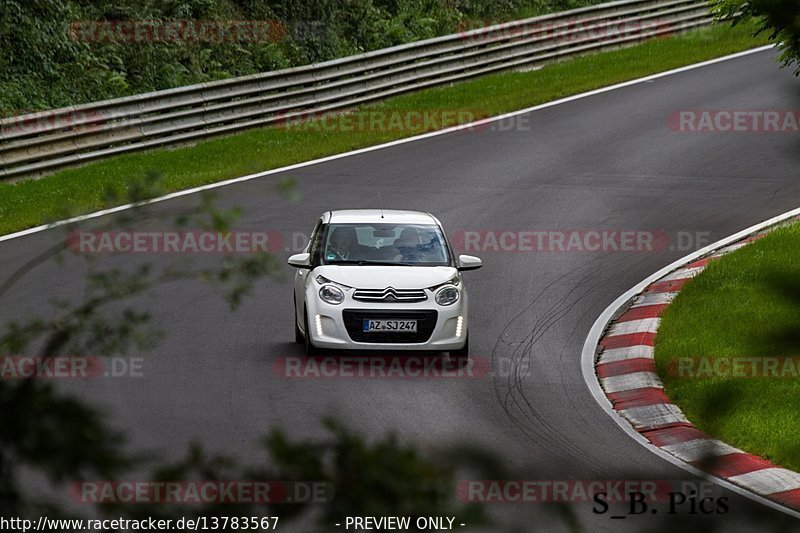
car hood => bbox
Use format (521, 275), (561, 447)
(314, 265), (458, 289)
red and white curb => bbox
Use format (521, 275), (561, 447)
(581, 208), (800, 519)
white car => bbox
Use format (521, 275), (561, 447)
(288, 210), (482, 355)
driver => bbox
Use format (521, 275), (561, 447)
(327, 227), (361, 261)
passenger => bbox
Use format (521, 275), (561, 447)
(393, 227), (422, 262)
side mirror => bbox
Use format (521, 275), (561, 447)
(288, 253), (312, 269)
(457, 255), (482, 271)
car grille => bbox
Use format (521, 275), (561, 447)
(352, 287), (427, 303)
(342, 310), (438, 343)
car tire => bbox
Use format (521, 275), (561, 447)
(304, 312), (320, 356)
(450, 336), (469, 359)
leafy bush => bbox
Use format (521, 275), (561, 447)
(0, 0), (608, 113)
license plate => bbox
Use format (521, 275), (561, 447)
(362, 319), (418, 333)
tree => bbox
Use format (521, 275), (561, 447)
(0, 172), (278, 517)
(712, 0), (800, 75)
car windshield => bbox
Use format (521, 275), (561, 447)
(321, 223), (450, 266)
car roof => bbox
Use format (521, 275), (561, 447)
(325, 210), (440, 225)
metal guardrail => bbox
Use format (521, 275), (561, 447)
(0, 0), (716, 180)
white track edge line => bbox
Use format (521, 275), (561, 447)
(0, 44), (775, 244)
(580, 205), (800, 519)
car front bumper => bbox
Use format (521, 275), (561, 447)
(305, 294), (468, 352)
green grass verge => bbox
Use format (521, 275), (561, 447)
(0, 21), (769, 237)
(655, 222), (800, 472)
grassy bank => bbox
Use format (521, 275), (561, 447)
(0, 21), (770, 236)
(655, 222), (800, 472)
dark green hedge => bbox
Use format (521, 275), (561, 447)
(0, 0), (605, 113)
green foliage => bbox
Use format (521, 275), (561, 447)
(0, 0), (608, 113)
(0, 172), (282, 516)
(711, 0), (800, 74)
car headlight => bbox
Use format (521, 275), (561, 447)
(435, 285), (459, 306)
(319, 284), (345, 305)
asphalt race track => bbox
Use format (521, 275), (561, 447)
(2, 48), (799, 532)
